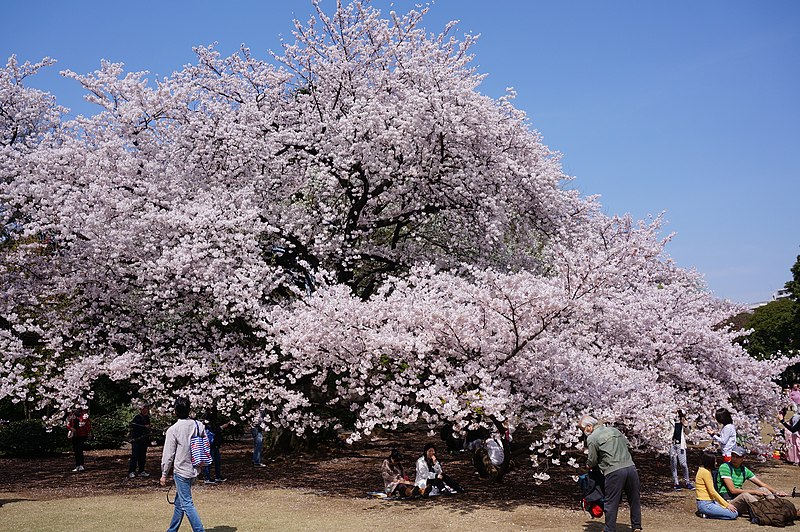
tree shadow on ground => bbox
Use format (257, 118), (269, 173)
(1, 427), (781, 518)
(206, 527), (237, 532)
(0, 497), (30, 506)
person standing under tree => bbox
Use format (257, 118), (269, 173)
(710, 408), (736, 462)
(251, 409), (266, 467)
(128, 402), (151, 478)
(66, 407), (91, 472)
(579, 415), (642, 532)
(161, 397), (205, 532)
(202, 412), (232, 484)
(668, 410), (693, 490)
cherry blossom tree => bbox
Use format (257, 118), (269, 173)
(0, 1), (788, 471)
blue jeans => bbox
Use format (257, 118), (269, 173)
(252, 428), (263, 465)
(203, 447), (222, 480)
(697, 499), (738, 520)
(168, 474), (204, 532)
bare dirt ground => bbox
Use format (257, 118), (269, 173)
(1, 431), (799, 531)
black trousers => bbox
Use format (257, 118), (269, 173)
(72, 436), (86, 466)
(128, 441), (148, 473)
(603, 465), (641, 532)
(426, 473), (464, 493)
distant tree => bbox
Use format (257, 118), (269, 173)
(786, 254), (800, 356)
(744, 299), (797, 360)
(786, 254), (800, 301)
(737, 252), (800, 384)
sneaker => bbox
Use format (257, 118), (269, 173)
(685, 481), (695, 490)
(78, 465), (85, 471)
(216, 477), (227, 482)
(203, 479), (216, 485)
(137, 471), (150, 478)
(695, 510), (707, 519)
(72, 466), (81, 472)
(128, 472), (136, 479)
(673, 484), (681, 491)
(253, 462), (267, 467)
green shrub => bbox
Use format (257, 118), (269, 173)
(0, 419), (69, 456)
(87, 406), (136, 450)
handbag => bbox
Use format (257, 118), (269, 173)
(189, 420), (213, 468)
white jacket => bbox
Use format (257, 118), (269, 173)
(415, 456), (442, 488)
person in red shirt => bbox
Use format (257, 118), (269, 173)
(66, 407), (91, 472)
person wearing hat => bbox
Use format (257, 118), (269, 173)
(718, 445), (787, 514)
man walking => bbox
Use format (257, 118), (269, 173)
(579, 415), (642, 532)
(161, 397), (205, 532)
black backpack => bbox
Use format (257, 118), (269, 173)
(578, 468), (605, 518)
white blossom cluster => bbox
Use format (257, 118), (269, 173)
(0, 2), (788, 470)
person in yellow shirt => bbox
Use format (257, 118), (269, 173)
(695, 452), (738, 520)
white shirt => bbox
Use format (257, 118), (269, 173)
(713, 424), (737, 456)
(486, 437), (505, 466)
(161, 418), (205, 479)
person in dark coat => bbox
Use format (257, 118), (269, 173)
(128, 403), (152, 478)
(203, 412), (232, 484)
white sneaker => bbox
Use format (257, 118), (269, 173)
(78, 465), (85, 471)
(138, 471), (150, 478)
(72, 466), (81, 472)
(128, 472), (136, 479)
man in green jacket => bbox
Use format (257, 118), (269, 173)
(579, 415), (642, 532)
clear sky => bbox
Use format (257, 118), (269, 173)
(3, 0), (798, 304)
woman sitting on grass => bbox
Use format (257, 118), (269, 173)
(381, 449), (420, 498)
(695, 451), (738, 520)
(415, 443), (465, 496)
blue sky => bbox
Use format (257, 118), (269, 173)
(3, 1), (798, 304)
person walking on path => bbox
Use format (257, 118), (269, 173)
(160, 397), (205, 532)
(128, 402), (152, 478)
(579, 415), (642, 532)
(66, 407), (91, 472)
